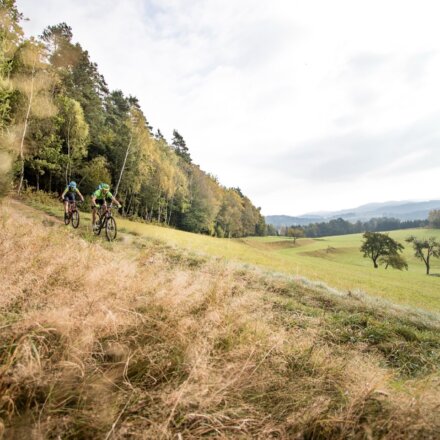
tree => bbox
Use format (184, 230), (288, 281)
(0, 0), (23, 129)
(287, 227), (305, 244)
(25, 115), (63, 191)
(406, 236), (440, 275)
(0, 0), (23, 197)
(13, 39), (57, 193)
(378, 253), (408, 271)
(266, 224), (277, 236)
(58, 96), (89, 183)
(79, 156), (111, 195)
(216, 188), (243, 237)
(44, 26), (108, 156)
(180, 166), (220, 234)
(360, 232), (404, 269)
(172, 129), (191, 163)
(428, 210), (440, 229)
(113, 105), (137, 197)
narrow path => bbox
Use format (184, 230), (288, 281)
(5, 197), (138, 249)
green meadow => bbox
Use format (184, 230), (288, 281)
(24, 198), (440, 312)
(106, 214), (440, 313)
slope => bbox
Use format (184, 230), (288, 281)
(1, 199), (439, 439)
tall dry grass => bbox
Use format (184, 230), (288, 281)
(0, 200), (439, 439)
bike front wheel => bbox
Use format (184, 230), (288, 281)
(71, 210), (80, 228)
(105, 216), (117, 241)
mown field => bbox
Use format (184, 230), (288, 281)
(23, 194), (440, 313)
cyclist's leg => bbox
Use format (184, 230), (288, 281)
(71, 194), (77, 212)
(92, 206), (97, 225)
(64, 194), (73, 217)
(93, 199), (104, 226)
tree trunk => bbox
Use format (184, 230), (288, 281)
(167, 202), (173, 225)
(36, 173), (39, 191)
(18, 60), (36, 195)
(65, 116), (72, 184)
(127, 191), (134, 215)
(114, 131), (133, 198)
(163, 202), (168, 225)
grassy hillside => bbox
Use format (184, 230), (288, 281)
(23, 193), (440, 312)
(1, 198), (439, 439)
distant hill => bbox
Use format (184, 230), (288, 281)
(267, 200), (440, 227)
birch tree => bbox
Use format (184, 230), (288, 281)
(58, 96), (89, 183)
(13, 40), (56, 193)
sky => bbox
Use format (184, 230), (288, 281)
(17, 0), (440, 216)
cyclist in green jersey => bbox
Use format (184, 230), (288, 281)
(61, 181), (84, 220)
(91, 183), (121, 228)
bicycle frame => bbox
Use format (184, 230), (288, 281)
(68, 200), (77, 215)
(97, 202), (114, 220)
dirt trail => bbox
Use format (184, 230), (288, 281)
(7, 197), (64, 223)
(4, 197), (138, 248)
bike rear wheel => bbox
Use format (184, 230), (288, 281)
(105, 216), (117, 241)
(71, 210), (80, 228)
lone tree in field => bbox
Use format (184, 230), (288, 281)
(406, 236), (440, 275)
(287, 227), (305, 244)
(360, 232), (404, 269)
(379, 253), (408, 271)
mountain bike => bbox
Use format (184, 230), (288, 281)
(93, 202), (118, 241)
(64, 200), (80, 229)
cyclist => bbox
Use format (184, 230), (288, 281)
(91, 183), (121, 229)
(61, 181), (84, 220)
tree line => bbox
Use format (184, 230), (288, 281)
(277, 217), (431, 239)
(0, 1), (266, 238)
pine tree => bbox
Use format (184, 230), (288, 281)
(172, 129), (191, 163)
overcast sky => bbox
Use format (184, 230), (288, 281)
(17, 0), (440, 215)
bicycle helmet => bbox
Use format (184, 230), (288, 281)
(101, 183), (110, 191)
(69, 181), (77, 188)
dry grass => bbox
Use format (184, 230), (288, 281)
(0, 200), (439, 439)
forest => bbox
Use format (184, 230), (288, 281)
(0, 1), (266, 238)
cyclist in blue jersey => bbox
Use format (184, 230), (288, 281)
(61, 181), (84, 220)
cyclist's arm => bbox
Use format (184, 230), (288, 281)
(91, 194), (97, 206)
(76, 189), (85, 201)
(111, 195), (122, 208)
(61, 187), (68, 198)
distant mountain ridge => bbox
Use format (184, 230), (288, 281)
(266, 199), (440, 227)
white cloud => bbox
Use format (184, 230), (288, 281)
(17, 0), (440, 215)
